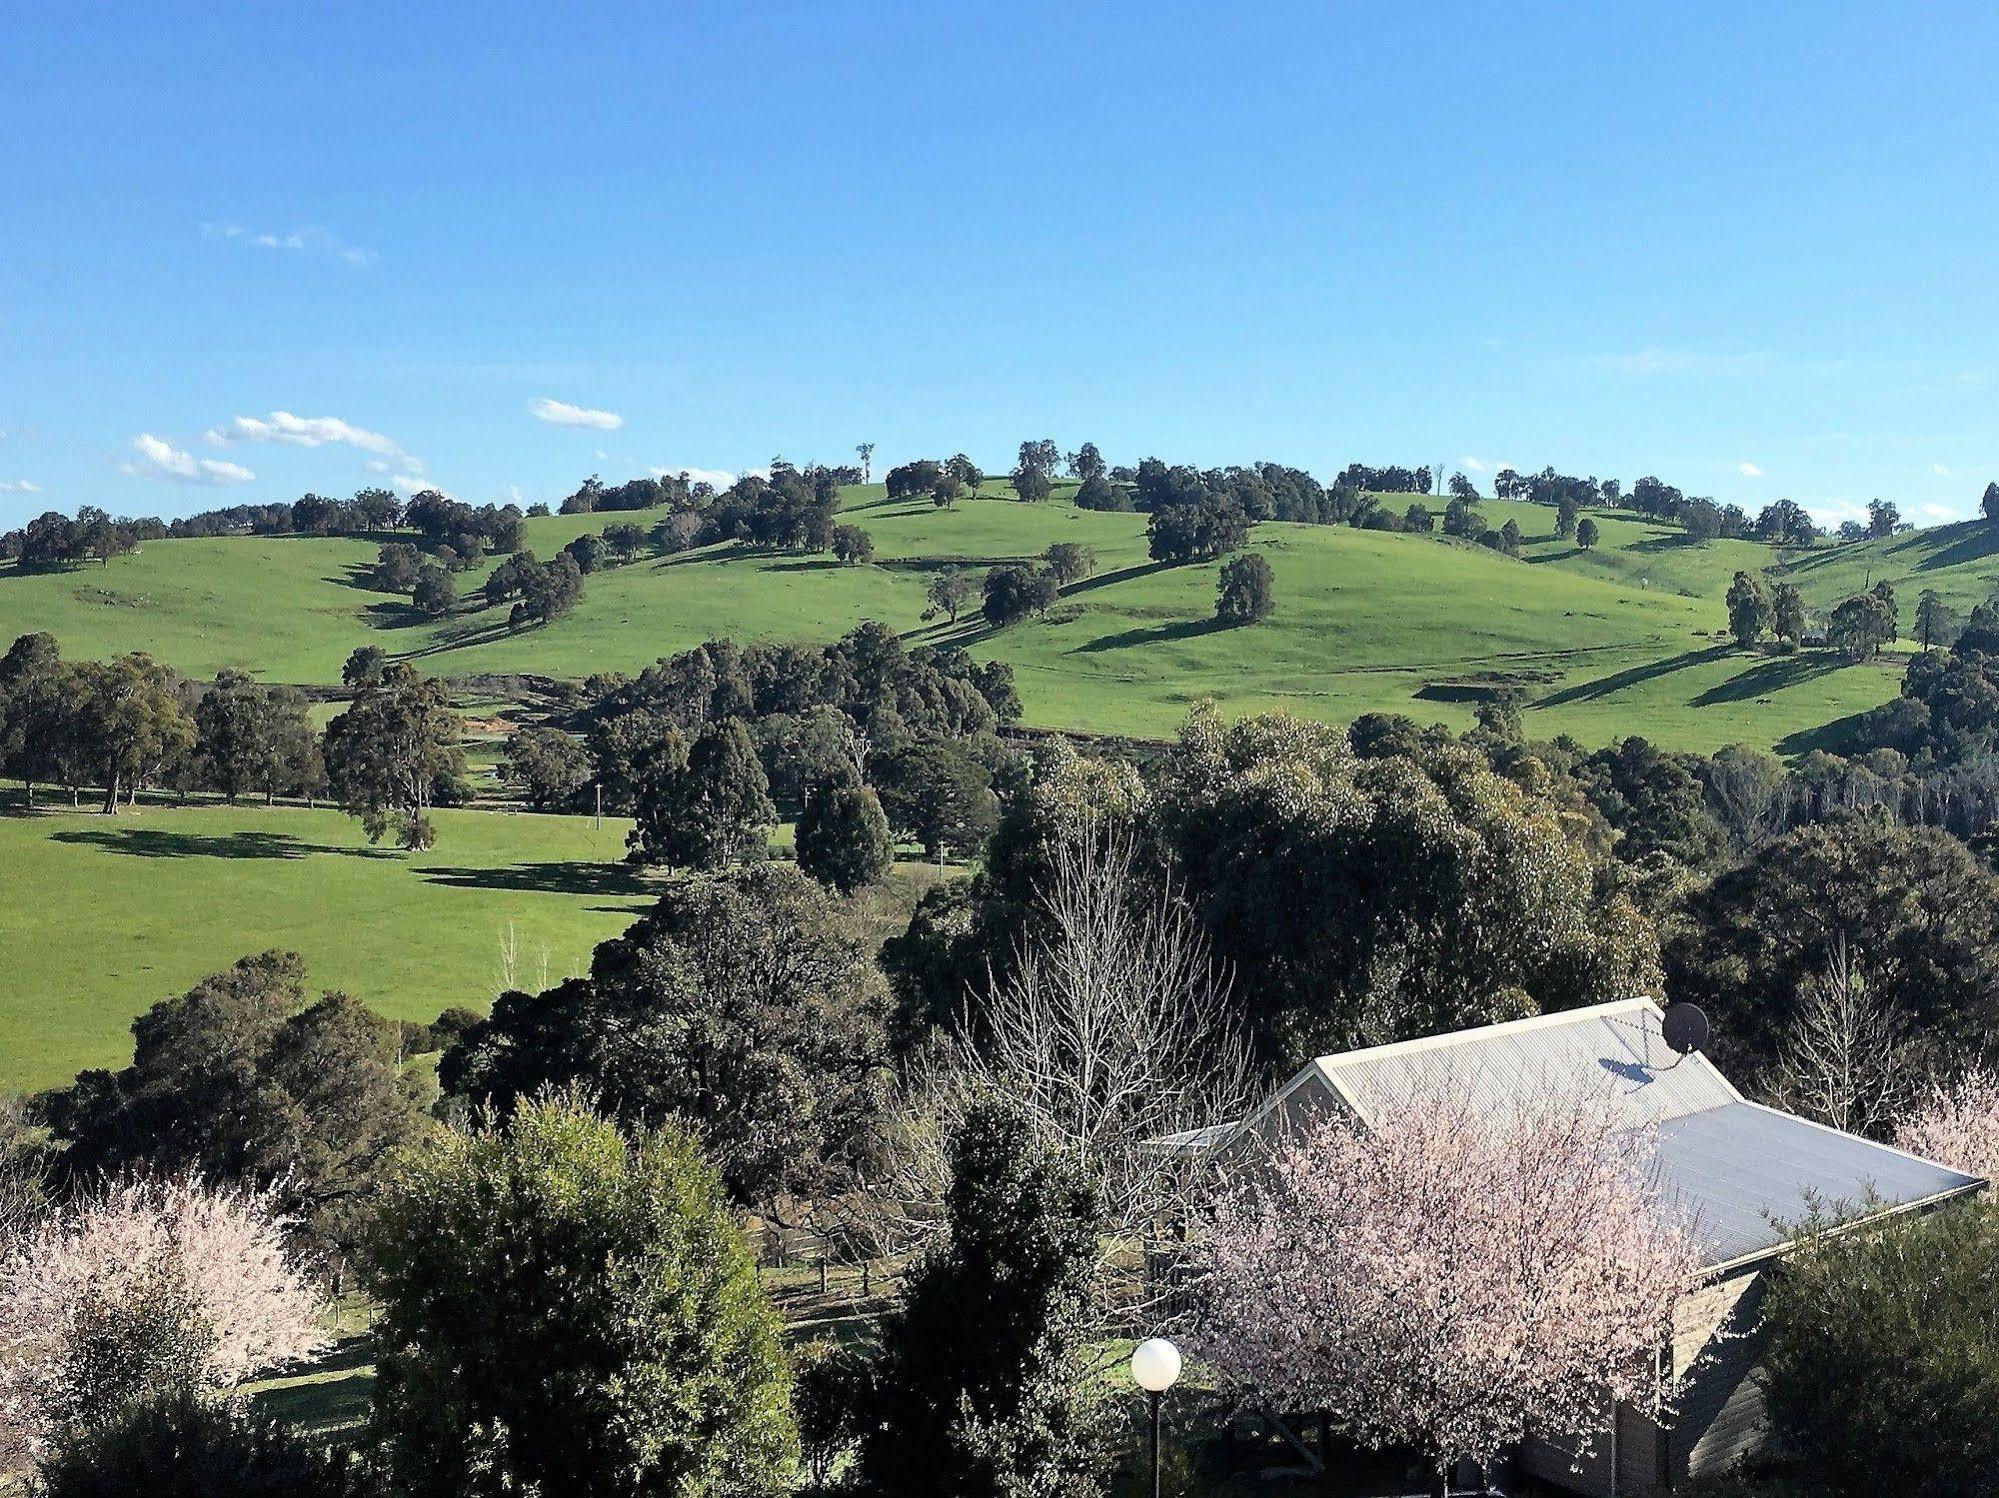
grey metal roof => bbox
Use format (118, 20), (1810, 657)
(1653, 1101), (1983, 1270)
(1199, 1001), (1984, 1270)
(1312, 1000), (1741, 1127)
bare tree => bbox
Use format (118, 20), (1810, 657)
(855, 442), (875, 482)
(958, 824), (1253, 1247)
(1771, 936), (1911, 1135)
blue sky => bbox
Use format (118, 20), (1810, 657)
(3, 1), (1996, 529)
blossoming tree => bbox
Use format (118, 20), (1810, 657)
(1895, 1069), (1999, 1184)
(0, 1176), (327, 1468)
(1189, 1093), (1696, 1495)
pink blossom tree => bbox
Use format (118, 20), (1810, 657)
(0, 1176), (327, 1469)
(1188, 1093), (1696, 1495)
(1894, 1069), (1999, 1184)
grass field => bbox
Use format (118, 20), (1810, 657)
(4, 484), (1972, 754)
(0, 801), (652, 1092)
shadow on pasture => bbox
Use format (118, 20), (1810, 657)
(48, 827), (396, 861)
(1070, 615), (1230, 654)
(1691, 652), (1850, 706)
(420, 859), (654, 899)
(1532, 645), (1730, 707)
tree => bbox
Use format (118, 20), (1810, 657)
(1404, 503), (1434, 532)
(1073, 472), (1129, 512)
(72, 654), (195, 814)
(1065, 442), (1106, 482)
(369, 542), (422, 593)
(1895, 1070), (1999, 1184)
(1681, 497), (1723, 544)
(1916, 588), (1960, 651)
(946, 453), (984, 492)
(856, 441), (875, 481)
(1042, 542), (1096, 585)
(1667, 821), (1999, 1084)
(410, 562), (454, 617)
(340, 645), (387, 688)
(512, 552), (584, 628)
(1760, 1199), (1999, 1498)
(45, 951), (432, 1255)
(859, 1100), (1116, 1498)
(31, 1390), (371, 1498)
(930, 470), (963, 509)
(1772, 581), (1806, 643)
(501, 725), (591, 810)
(365, 1094), (795, 1498)
(602, 522), (647, 562)
(926, 566), (976, 624)
(796, 778), (894, 893)
(1574, 516), (1599, 550)
(960, 826), (1250, 1261)
(563, 531), (607, 573)
(1829, 591), (1896, 660)
(1010, 466), (1052, 503)
(0, 632), (69, 806)
(1215, 553), (1274, 625)
(1158, 709), (1661, 1062)
(352, 485), (402, 535)
(1191, 1094), (1695, 1495)
(981, 565), (1060, 627)
(1016, 438), (1060, 480)
(1769, 936), (1911, 1136)
(1147, 495), (1249, 562)
(1867, 497), (1901, 537)
(874, 740), (999, 859)
(195, 674), (314, 805)
(1726, 569), (1773, 647)
(1555, 494), (1579, 538)
(831, 524), (874, 565)
(1441, 495), (1485, 539)
(628, 717), (775, 868)
(322, 663), (464, 850)
(443, 868), (892, 1206)
(1984, 481), (1999, 524)
(1448, 473), (1478, 501)
(0, 1177), (326, 1468)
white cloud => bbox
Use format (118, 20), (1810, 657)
(0, 479), (40, 494)
(389, 473), (433, 493)
(594, 448), (609, 461)
(201, 222), (376, 267)
(206, 411), (405, 458)
(1460, 456), (1487, 473)
(1919, 502), (1957, 521)
(531, 397), (623, 431)
(124, 433), (255, 485)
(508, 484), (525, 504)
(1934, 463), (1952, 476)
(651, 464), (757, 489)
(1736, 461), (1764, 478)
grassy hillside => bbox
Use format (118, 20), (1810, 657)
(0, 801), (651, 1091)
(1, 485), (1958, 754)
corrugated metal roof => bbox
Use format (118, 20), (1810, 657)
(1313, 1000), (1740, 1127)
(1654, 1101), (1982, 1270)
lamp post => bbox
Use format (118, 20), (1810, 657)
(1130, 1336), (1182, 1498)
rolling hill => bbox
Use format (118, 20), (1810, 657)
(7, 483), (1989, 755)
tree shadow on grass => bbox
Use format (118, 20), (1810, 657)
(1914, 523), (1999, 572)
(420, 860), (655, 899)
(1533, 645), (1730, 707)
(1070, 616), (1230, 654)
(1691, 651), (1852, 706)
(1776, 710), (1876, 758)
(47, 828), (396, 860)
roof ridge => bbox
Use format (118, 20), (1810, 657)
(1313, 995), (1662, 1071)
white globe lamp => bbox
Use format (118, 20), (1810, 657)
(1130, 1337), (1181, 1497)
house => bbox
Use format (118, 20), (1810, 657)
(1185, 999), (1984, 1495)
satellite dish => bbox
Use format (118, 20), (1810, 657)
(1662, 1002), (1710, 1057)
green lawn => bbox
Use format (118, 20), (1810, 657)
(0, 485), (1942, 756)
(0, 801), (652, 1093)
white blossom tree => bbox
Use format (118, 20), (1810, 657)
(0, 1176), (327, 1468)
(1188, 1093), (1696, 1495)
(1894, 1069), (1999, 1184)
